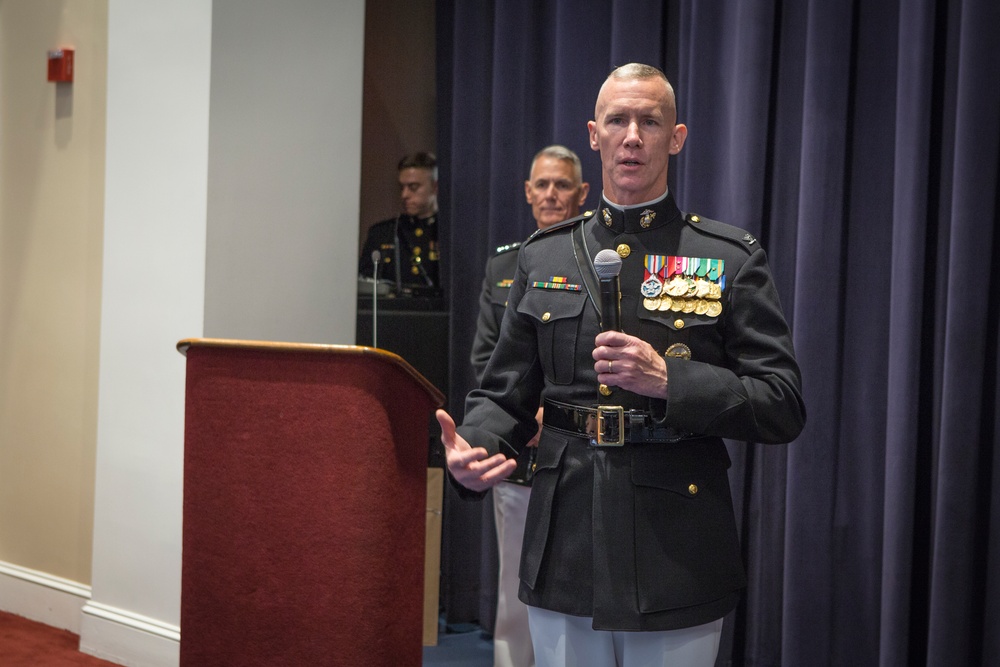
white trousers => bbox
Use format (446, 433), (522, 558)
(493, 482), (534, 667)
(528, 606), (722, 667)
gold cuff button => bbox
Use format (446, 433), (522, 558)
(599, 384), (612, 396)
(542, 312), (551, 322)
(688, 484), (699, 495)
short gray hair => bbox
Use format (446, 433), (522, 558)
(528, 145), (583, 184)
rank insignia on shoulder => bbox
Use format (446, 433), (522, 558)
(532, 276), (582, 291)
(495, 241), (521, 254)
(743, 233), (757, 245)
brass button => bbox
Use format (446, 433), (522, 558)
(532, 462), (537, 473)
(690, 214), (701, 223)
(599, 384), (612, 396)
(616, 244), (631, 258)
(542, 312), (551, 322)
(674, 319), (685, 329)
(665, 343), (692, 360)
(688, 484), (699, 495)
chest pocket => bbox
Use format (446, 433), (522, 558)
(490, 285), (512, 307)
(635, 300), (722, 355)
(517, 288), (586, 385)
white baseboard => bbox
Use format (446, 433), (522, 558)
(80, 602), (179, 667)
(0, 560), (180, 667)
(0, 560), (91, 633)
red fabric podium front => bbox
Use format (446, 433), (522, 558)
(177, 338), (444, 666)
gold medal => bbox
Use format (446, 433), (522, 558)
(670, 298), (684, 312)
(666, 276), (688, 297)
(643, 297), (661, 311)
(682, 299), (696, 313)
(658, 296), (672, 311)
(695, 279), (711, 298)
(706, 301), (723, 317)
(694, 299), (709, 315)
(684, 278), (698, 297)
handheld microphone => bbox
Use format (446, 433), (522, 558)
(594, 249), (623, 332)
(371, 250), (380, 348)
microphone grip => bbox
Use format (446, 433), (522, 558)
(599, 276), (621, 332)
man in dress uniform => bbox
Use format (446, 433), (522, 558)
(358, 152), (441, 295)
(438, 63), (805, 667)
(471, 145), (590, 667)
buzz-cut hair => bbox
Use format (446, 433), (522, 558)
(398, 151), (438, 182)
(608, 62), (668, 83)
(602, 62), (677, 119)
(529, 145), (584, 185)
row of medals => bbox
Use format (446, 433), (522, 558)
(642, 274), (723, 317)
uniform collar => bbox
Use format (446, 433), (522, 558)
(595, 191), (682, 234)
(399, 212), (437, 227)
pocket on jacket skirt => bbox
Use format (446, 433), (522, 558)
(630, 443), (746, 612)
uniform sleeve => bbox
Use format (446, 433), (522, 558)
(470, 258), (500, 384)
(458, 250), (545, 460)
(664, 248), (805, 444)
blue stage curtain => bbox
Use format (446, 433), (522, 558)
(437, 1), (1000, 664)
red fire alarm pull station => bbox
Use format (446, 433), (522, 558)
(48, 48), (74, 83)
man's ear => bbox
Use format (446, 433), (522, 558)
(524, 180), (533, 204)
(578, 182), (591, 206)
(669, 124), (688, 155)
(587, 120), (599, 150)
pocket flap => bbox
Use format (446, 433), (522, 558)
(518, 288), (586, 324)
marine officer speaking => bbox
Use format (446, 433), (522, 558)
(438, 63), (805, 667)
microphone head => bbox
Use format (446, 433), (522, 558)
(594, 249), (623, 280)
(371, 250), (381, 264)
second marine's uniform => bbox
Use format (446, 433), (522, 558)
(358, 213), (440, 292)
(457, 190), (805, 631)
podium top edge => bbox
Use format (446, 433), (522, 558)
(176, 338), (445, 406)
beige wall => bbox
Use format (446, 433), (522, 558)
(0, 0), (433, 619)
(0, 0), (107, 584)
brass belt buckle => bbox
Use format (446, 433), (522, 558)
(596, 406), (625, 446)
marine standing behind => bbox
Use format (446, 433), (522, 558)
(471, 145), (590, 667)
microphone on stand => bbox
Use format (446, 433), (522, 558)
(594, 249), (623, 332)
(371, 250), (381, 348)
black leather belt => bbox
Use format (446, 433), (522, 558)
(543, 398), (694, 446)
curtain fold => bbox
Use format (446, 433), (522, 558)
(436, 1), (1000, 663)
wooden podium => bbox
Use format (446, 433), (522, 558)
(177, 339), (444, 666)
